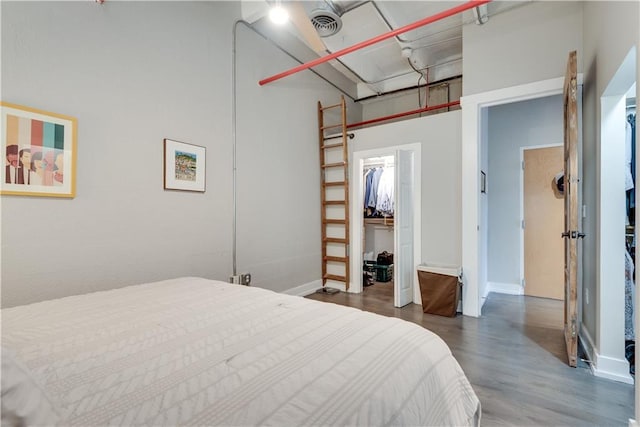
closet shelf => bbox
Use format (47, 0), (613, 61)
(364, 217), (394, 226)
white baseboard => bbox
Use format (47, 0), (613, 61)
(579, 323), (633, 384)
(593, 353), (634, 384)
(281, 280), (322, 297)
(488, 282), (523, 295)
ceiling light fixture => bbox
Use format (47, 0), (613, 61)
(269, 1), (289, 26)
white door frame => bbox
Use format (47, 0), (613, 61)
(350, 143), (422, 305)
(519, 143), (563, 296)
(461, 76), (581, 317)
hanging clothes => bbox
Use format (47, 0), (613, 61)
(628, 113), (636, 220)
(625, 249), (635, 341)
(376, 166), (395, 216)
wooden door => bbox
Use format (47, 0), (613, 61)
(563, 51), (579, 367)
(524, 146), (564, 300)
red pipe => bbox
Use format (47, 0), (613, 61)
(259, 0), (491, 86)
(346, 100), (460, 129)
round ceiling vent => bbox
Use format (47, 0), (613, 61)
(310, 9), (343, 38)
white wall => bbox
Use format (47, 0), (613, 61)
(234, 24), (362, 293)
(487, 95), (563, 288)
(0, 2), (360, 306)
(463, 1), (583, 96)
(350, 111), (462, 267)
(1, 2), (239, 307)
(581, 1), (639, 381)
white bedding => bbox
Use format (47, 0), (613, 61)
(1, 277), (480, 426)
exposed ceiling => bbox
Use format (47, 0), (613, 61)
(244, 1), (532, 100)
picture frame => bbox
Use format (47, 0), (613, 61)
(480, 171), (487, 194)
(1, 102), (77, 198)
(163, 139), (206, 192)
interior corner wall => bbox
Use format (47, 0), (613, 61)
(581, 0), (639, 359)
(462, 1), (583, 96)
(1, 1), (239, 307)
(487, 95), (563, 288)
(234, 24), (362, 293)
(349, 111), (462, 267)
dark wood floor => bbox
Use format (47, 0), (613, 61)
(308, 283), (635, 426)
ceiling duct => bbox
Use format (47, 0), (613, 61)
(310, 2), (343, 37)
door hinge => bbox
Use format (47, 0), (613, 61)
(571, 318), (577, 338)
(521, 278), (526, 287)
(522, 160), (525, 170)
(521, 219), (525, 229)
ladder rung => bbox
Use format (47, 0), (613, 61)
(324, 200), (345, 205)
(321, 124), (343, 130)
(324, 274), (347, 282)
(324, 237), (347, 244)
(321, 162), (345, 169)
(324, 181), (346, 187)
(324, 219), (346, 224)
(321, 143), (344, 150)
(324, 256), (348, 263)
(321, 103), (342, 110)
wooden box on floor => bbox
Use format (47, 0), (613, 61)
(417, 265), (461, 317)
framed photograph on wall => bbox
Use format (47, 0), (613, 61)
(163, 139), (206, 192)
(1, 102), (77, 198)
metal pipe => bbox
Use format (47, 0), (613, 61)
(347, 100), (460, 129)
(259, 0), (491, 86)
(232, 20), (244, 276)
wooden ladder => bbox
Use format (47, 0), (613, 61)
(318, 96), (350, 293)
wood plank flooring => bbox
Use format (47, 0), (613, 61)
(308, 283), (634, 426)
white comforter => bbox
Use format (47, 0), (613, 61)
(2, 277), (480, 426)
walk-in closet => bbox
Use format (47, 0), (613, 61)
(362, 155), (395, 299)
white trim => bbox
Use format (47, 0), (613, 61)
(281, 279), (323, 297)
(580, 323), (633, 384)
(350, 143), (422, 306)
(628, 419), (638, 427)
(461, 75), (582, 317)
(519, 143), (563, 298)
(488, 282), (524, 296)
(593, 353), (634, 385)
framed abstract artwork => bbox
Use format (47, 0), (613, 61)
(163, 139), (206, 192)
(1, 102), (77, 198)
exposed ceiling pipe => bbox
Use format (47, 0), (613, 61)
(346, 100), (460, 129)
(258, 0), (492, 86)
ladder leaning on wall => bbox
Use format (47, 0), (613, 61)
(317, 96), (350, 294)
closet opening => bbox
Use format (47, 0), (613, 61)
(598, 46), (636, 384)
(625, 86), (636, 378)
(362, 156), (396, 301)
(350, 144), (422, 308)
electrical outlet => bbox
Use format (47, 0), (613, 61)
(241, 273), (252, 286)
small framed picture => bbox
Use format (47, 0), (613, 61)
(1, 102), (77, 198)
(163, 139), (206, 192)
(480, 171), (487, 194)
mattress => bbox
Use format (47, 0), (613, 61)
(1, 277), (480, 426)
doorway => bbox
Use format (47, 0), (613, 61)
(350, 143), (421, 308)
(598, 47), (636, 384)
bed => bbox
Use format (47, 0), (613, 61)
(1, 277), (480, 426)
